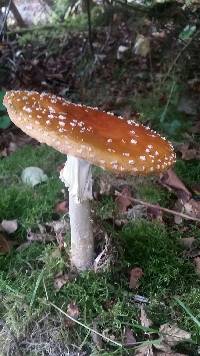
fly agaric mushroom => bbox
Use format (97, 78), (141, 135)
(3, 90), (176, 271)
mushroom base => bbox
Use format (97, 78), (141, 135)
(60, 155), (94, 271)
(69, 195), (94, 270)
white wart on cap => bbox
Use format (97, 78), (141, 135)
(3, 90), (176, 174)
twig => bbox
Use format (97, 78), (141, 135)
(160, 79), (176, 123)
(86, 0), (93, 53)
(0, 0), (12, 37)
(115, 191), (200, 223)
(49, 302), (122, 347)
(162, 29), (200, 84)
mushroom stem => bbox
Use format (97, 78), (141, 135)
(60, 155), (94, 271)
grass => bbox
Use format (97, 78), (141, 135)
(0, 143), (199, 355)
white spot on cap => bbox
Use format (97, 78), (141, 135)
(23, 106), (32, 113)
(59, 115), (66, 120)
(131, 139), (137, 144)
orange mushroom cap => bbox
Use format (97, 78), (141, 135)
(3, 90), (176, 174)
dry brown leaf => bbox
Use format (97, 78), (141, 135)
(147, 205), (163, 222)
(123, 327), (137, 347)
(183, 198), (200, 219)
(116, 186), (133, 213)
(135, 344), (154, 356)
(178, 143), (200, 161)
(140, 305), (152, 329)
(160, 169), (191, 201)
(55, 200), (68, 214)
(54, 271), (75, 290)
(134, 34), (150, 57)
(1, 219), (18, 234)
(129, 267), (144, 289)
(64, 302), (80, 327)
(156, 323), (191, 352)
(91, 321), (103, 349)
(0, 233), (16, 253)
(179, 237), (195, 249)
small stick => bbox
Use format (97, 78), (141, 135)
(115, 191), (200, 223)
(162, 29), (200, 84)
(50, 302), (122, 347)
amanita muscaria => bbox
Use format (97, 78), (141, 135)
(3, 90), (176, 271)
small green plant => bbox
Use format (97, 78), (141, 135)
(0, 90), (11, 129)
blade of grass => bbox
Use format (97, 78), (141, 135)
(175, 297), (200, 329)
(30, 269), (45, 308)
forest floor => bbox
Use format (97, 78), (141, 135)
(0, 6), (200, 356)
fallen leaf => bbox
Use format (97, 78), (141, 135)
(147, 205), (163, 222)
(135, 344), (153, 356)
(179, 237), (195, 249)
(134, 34), (150, 57)
(129, 267), (144, 289)
(155, 323), (191, 352)
(55, 200), (68, 213)
(123, 327), (137, 347)
(183, 198), (200, 219)
(116, 187), (133, 213)
(1, 219), (18, 234)
(0, 233), (15, 253)
(177, 143), (200, 161)
(54, 272), (73, 290)
(65, 302), (80, 327)
(160, 169), (191, 201)
(140, 305), (152, 329)
(21, 167), (48, 187)
(91, 321), (103, 349)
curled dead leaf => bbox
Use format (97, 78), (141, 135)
(140, 305), (152, 329)
(115, 186), (133, 213)
(156, 323), (191, 352)
(135, 344), (153, 356)
(129, 267), (144, 289)
(55, 200), (68, 213)
(91, 321), (103, 349)
(179, 237), (195, 249)
(0, 233), (16, 253)
(54, 271), (76, 290)
(160, 169), (191, 202)
(64, 302), (80, 327)
(123, 327), (137, 347)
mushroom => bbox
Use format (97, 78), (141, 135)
(3, 90), (176, 271)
